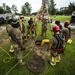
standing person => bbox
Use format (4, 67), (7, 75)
(33, 18), (37, 36)
(41, 17), (48, 37)
(20, 17), (27, 43)
(55, 20), (62, 30)
(9, 16), (26, 65)
(62, 21), (71, 42)
(47, 25), (65, 66)
(6, 16), (14, 53)
(27, 17), (34, 37)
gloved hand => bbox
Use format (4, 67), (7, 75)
(21, 47), (26, 51)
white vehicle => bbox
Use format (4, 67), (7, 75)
(69, 11), (75, 30)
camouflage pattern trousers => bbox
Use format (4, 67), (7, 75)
(13, 44), (23, 64)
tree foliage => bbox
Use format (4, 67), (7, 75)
(44, 0), (56, 15)
(6, 5), (11, 13)
(0, 3), (12, 13)
(11, 4), (18, 14)
(21, 2), (32, 16)
(56, 2), (75, 15)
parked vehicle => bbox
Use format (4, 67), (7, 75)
(69, 11), (75, 30)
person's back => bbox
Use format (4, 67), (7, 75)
(9, 16), (26, 65)
(28, 20), (33, 26)
(6, 24), (12, 35)
(50, 34), (64, 51)
(47, 25), (64, 66)
(62, 21), (71, 42)
(10, 27), (22, 44)
(62, 28), (69, 36)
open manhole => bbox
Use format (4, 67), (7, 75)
(27, 55), (45, 73)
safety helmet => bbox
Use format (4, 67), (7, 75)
(20, 16), (24, 19)
(12, 15), (20, 22)
(64, 21), (70, 27)
(55, 20), (60, 25)
(53, 25), (60, 32)
(30, 17), (33, 21)
(64, 21), (70, 25)
(11, 15), (20, 28)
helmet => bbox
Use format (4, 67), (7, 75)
(11, 15), (20, 28)
(20, 16), (24, 19)
(30, 17), (33, 20)
(53, 25), (60, 32)
(12, 15), (20, 22)
(55, 20), (60, 25)
(64, 21), (70, 25)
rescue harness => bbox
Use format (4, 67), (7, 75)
(51, 34), (64, 51)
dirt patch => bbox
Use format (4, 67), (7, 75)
(0, 26), (10, 46)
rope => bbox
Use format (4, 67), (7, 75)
(5, 23), (41, 75)
(0, 41), (33, 63)
(0, 46), (15, 63)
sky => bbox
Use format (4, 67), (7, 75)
(0, 0), (75, 13)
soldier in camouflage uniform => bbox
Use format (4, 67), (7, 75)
(47, 25), (65, 66)
(62, 21), (71, 42)
(27, 17), (35, 37)
(6, 16), (14, 53)
(33, 18), (37, 36)
(41, 15), (48, 37)
(20, 17), (27, 43)
(9, 16), (26, 65)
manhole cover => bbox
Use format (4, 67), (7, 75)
(27, 55), (45, 73)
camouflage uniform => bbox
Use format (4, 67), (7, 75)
(48, 33), (65, 66)
(49, 36), (63, 56)
(6, 24), (12, 35)
(6, 24), (14, 52)
(62, 28), (71, 42)
(27, 20), (34, 37)
(33, 18), (37, 36)
(20, 22), (26, 42)
(41, 19), (47, 37)
(10, 27), (24, 64)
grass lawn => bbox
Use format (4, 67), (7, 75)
(0, 15), (75, 75)
(51, 15), (71, 22)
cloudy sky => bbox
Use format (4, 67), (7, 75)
(0, 0), (75, 13)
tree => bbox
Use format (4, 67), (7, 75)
(21, 5), (27, 15)
(3, 3), (6, 11)
(11, 4), (18, 14)
(21, 2), (32, 16)
(2, 3), (6, 13)
(6, 5), (11, 13)
(44, 0), (56, 15)
(49, 0), (56, 15)
(0, 6), (4, 13)
(68, 2), (75, 15)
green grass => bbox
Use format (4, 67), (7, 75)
(0, 16), (75, 75)
(51, 15), (71, 22)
